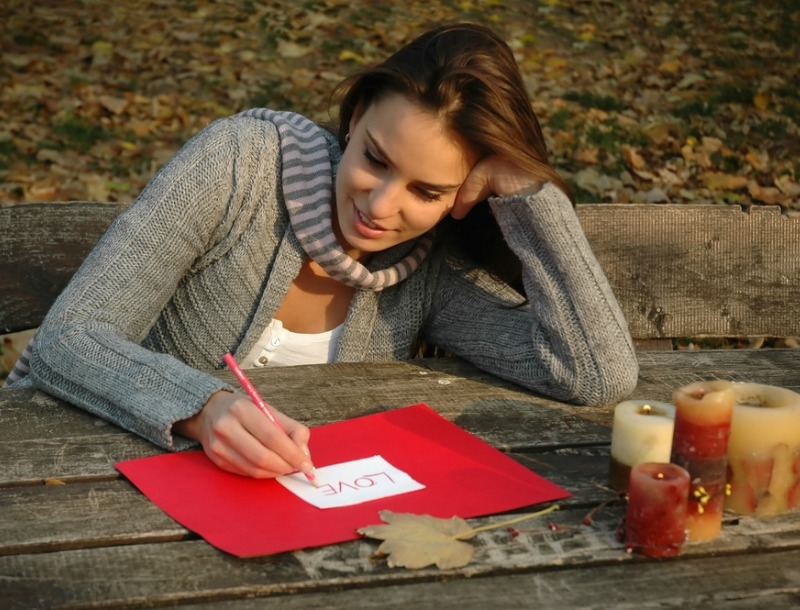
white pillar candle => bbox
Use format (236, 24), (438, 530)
(609, 400), (676, 492)
(726, 382), (800, 515)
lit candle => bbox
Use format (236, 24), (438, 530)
(671, 380), (735, 542)
(609, 400), (676, 492)
(625, 462), (690, 557)
(726, 382), (800, 515)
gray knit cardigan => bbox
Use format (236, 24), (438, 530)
(15, 112), (638, 450)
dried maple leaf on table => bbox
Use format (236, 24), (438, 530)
(357, 505), (560, 570)
(358, 511), (476, 569)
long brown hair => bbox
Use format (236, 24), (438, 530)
(332, 23), (571, 291)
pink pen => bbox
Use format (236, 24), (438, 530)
(222, 352), (318, 486)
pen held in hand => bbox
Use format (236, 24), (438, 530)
(222, 352), (318, 486)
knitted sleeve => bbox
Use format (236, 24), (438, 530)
(26, 117), (277, 449)
(423, 183), (639, 405)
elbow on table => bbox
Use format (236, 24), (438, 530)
(568, 356), (640, 406)
(517, 351), (639, 406)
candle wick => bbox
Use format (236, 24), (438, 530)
(640, 404), (652, 415)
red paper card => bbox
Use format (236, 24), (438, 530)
(116, 403), (569, 557)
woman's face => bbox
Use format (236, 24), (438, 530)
(334, 93), (477, 260)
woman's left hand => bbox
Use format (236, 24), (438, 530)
(451, 156), (543, 220)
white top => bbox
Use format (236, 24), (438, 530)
(240, 319), (344, 368)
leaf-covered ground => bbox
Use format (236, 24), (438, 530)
(2, 0), (798, 208)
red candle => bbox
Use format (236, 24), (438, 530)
(671, 380), (736, 542)
(625, 462), (690, 557)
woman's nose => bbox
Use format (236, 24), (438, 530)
(367, 178), (402, 218)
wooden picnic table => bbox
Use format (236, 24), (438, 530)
(3, 352), (800, 609)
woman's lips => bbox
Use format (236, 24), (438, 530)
(354, 207), (388, 238)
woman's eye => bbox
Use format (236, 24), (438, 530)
(362, 147), (441, 202)
(416, 189), (442, 203)
(363, 149), (386, 168)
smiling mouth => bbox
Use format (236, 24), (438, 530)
(357, 209), (383, 231)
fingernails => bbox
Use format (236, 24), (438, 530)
(301, 463), (319, 487)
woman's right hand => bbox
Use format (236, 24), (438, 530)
(174, 390), (314, 479)
(451, 156), (543, 220)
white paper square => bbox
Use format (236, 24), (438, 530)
(277, 455), (425, 509)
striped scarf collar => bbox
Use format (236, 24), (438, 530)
(237, 108), (434, 291)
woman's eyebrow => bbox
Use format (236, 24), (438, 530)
(366, 129), (463, 192)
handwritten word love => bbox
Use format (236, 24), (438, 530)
(277, 455), (425, 509)
(318, 471), (396, 496)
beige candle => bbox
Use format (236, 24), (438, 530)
(726, 383), (800, 515)
(609, 400), (676, 492)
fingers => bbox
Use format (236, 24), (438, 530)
(452, 162), (493, 220)
(239, 404), (315, 478)
(452, 157), (544, 220)
(191, 390), (314, 479)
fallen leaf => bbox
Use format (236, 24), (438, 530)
(643, 122), (673, 145)
(579, 24), (596, 43)
(572, 167), (621, 196)
(338, 49), (369, 64)
(658, 58), (681, 73)
(658, 167), (684, 186)
(700, 137), (723, 154)
(358, 505), (560, 570)
(91, 40), (114, 67)
(636, 186), (669, 203)
(754, 91), (770, 111)
(775, 175), (800, 197)
(25, 180), (57, 201)
(622, 145), (646, 171)
(633, 169), (656, 180)
(575, 146), (600, 164)
(748, 181), (789, 206)
(98, 95), (129, 115)
(545, 56), (569, 73)
(357, 510), (475, 569)
(746, 149), (770, 171)
(585, 108), (609, 123)
(702, 171), (748, 191)
(81, 173), (110, 201)
(277, 40), (309, 59)
(676, 73), (706, 89)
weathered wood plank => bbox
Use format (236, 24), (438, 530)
(2, 351), (799, 486)
(2, 506), (799, 610)
(0, 201), (126, 334)
(3, 201), (799, 339)
(0, 361), (615, 486)
(0, 480), (192, 556)
(630, 348), (800, 398)
(578, 204), (800, 339)
(0, 448), (615, 557)
(173, 550), (800, 610)
(0, 389), (162, 486)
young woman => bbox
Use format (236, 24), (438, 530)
(6, 23), (638, 479)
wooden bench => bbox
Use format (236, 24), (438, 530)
(3, 200), (799, 344)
